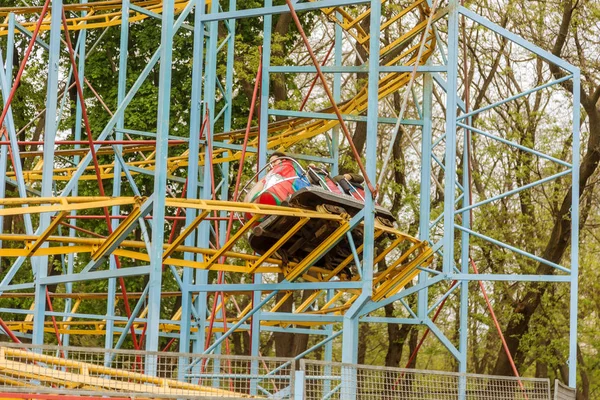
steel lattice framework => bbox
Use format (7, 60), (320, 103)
(0, 0), (581, 394)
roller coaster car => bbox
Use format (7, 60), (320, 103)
(241, 156), (396, 278)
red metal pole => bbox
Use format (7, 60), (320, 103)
(44, 289), (66, 358)
(0, 316), (22, 344)
(471, 259), (528, 396)
(0, 0), (52, 129)
(284, 0), (377, 197)
(0, 140), (185, 146)
(299, 42), (335, 112)
(59, 215), (229, 221)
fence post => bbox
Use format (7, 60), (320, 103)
(294, 370), (305, 400)
(554, 379), (576, 400)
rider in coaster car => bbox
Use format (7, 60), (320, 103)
(332, 172), (364, 196)
(305, 161), (366, 197)
(243, 151), (310, 205)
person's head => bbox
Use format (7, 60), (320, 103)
(269, 151), (287, 165)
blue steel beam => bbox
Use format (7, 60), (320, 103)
(188, 282), (363, 291)
(459, 7), (578, 74)
(110, 148), (153, 251)
(40, 266), (151, 285)
(109, 285), (150, 357)
(32, 0), (62, 346)
(418, 70), (433, 320)
(269, 65), (446, 73)
(568, 70), (581, 388)
(424, 318), (461, 360)
(341, 5), (381, 397)
(202, 291), (279, 356)
(0, 16), (12, 270)
(199, 0), (370, 21)
(106, 0), (130, 354)
(268, 108), (423, 125)
(454, 169), (572, 215)
(130, 3), (194, 31)
(249, 0), (273, 389)
(458, 75), (573, 121)
(427, 282), (459, 315)
(459, 114), (470, 380)
(441, 0), (459, 280)
(362, 317), (421, 324)
(193, 0), (211, 363)
(115, 128), (189, 141)
(330, 11), (342, 177)
(200, 0), (220, 366)
(456, 122), (571, 167)
(450, 274), (571, 282)
(6, 14), (14, 79)
(400, 298), (418, 319)
(360, 274), (447, 315)
(13, 21), (50, 51)
(146, 0), (175, 370)
(455, 225), (571, 274)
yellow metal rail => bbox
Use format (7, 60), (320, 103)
(0, 197), (431, 334)
(1, 0), (440, 183)
(0, 346), (249, 397)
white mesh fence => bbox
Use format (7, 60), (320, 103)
(0, 342), (561, 400)
(300, 360), (552, 400)
(0, 342), (294, 399)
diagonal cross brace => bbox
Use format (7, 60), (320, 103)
(26, 211), (69, 257)
(81, 196), (155, 274)
(163, 210), (210, 260)
(0, 1), (197, 292)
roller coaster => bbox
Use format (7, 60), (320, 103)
(0, 0), (581, 397)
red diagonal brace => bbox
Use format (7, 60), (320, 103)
(285, 0), (377, 198)
(0, 0), (52, 129)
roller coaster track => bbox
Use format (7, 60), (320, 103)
(0, 1), (437, 336)
(0, 0), (444, 183)
(0, 197), (432, 335)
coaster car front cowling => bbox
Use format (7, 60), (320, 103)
(240, 156), (395, 279)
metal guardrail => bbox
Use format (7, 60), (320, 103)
(0, 342), (294, 399)
(300, 359), (552, 400)
(0, 343), (567, 399)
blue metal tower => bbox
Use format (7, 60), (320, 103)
(0, 0), (581, 390)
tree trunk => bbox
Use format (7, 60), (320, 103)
(271, 13), (292, 121)
(383, 303), (412, 367)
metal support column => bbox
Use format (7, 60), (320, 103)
(418, 72), (433, 319)
(458, 123), (470, 399)
(331, 14), (342, 176)
(65, 0), (88, 349)
(180, 0), (206, 370)
(32, 0), (63, 346)
(105, 0), (129, 355)
(146, 0), (175, 372)
(441, 0), (460, 278)
(568, 70), (580, 388)
(340, 0), (380, 397)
